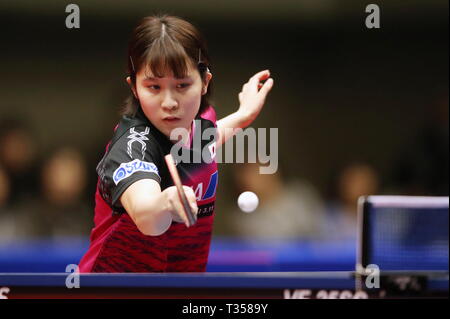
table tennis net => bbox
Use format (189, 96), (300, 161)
(357, 196), (449, 271)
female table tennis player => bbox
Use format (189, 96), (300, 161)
(79, 14), (273, 272)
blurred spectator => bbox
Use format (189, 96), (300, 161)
(0, 164), (10, 207)
(41, 147), (87, 206)
(390, 92), (449, 196)
(228, 162), (326, 239)
(323, 162), (380, 239)
(0, 118), (39, 207)
(0, 119), (40, 243)
(0, 164), (37, 242)
(32, 147), (93, 238)
(0, 164), (16, 241)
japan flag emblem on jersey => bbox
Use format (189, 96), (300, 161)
(208, 142), (216, 160)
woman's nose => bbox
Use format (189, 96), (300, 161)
(161, 91), (178, 111)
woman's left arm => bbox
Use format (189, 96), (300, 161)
(216, 70), (274, 148)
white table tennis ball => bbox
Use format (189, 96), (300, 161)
(238, 191), (259, 213)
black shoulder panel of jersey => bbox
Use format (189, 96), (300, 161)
(96, 108), (164, 213)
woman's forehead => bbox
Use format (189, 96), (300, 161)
(139, 62), (197, 80)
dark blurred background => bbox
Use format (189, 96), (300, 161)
(0, 0), (448, 245)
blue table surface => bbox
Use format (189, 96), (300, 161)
(0, 271), (448, 291)
(0, 237), (357, 272)
(0, 272), (356, 289)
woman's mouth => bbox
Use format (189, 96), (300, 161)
(163, 116), (181, 123)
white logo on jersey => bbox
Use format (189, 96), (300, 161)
(113, 159), (159, 185)
(127, 127), (150, 159)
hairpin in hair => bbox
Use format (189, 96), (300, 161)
(197, 49), (210, 73)
(129, 56), (136, 73)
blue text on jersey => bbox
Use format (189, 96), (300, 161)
(113, 159), (159, 185)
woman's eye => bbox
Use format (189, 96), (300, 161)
(147, 85), (160, 90)
(177, 83), (191, 89)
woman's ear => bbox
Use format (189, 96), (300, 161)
(126, 76), (138, 98)
(202, 71), (213, 95)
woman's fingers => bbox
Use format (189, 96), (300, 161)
(246, 70), (271, 93)
(238, 70), (273, 113)
(183, 186), (199, 216)
(166, 185), (199, 226)
(251, 70), (270, 88)
(241, 70), (270, 93)
(258, 78), (274, 96)
(169, 197), (188, 226)
(251, 70), (270, 82)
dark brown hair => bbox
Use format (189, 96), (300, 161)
(122, 14), (212, 117)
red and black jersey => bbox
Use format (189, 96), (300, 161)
(79, 102), (218, 273)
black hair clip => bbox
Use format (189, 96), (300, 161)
(197, 49), (210, 73)
(198, 62), (209, 73)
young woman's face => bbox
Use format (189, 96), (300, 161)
(131, 61), (211, 140)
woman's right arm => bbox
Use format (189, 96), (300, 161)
(120, 179), (198, 236)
